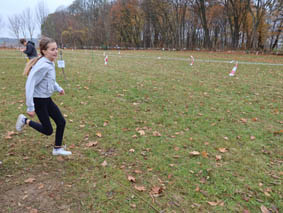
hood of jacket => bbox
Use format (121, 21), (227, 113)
(27, 41), (35, 46)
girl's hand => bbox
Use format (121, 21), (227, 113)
(59, 89), (65, 95)
(27, 111), (35, 117)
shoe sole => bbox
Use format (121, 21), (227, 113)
(52, 152), (72, 156)
(16, 114), (25, 131)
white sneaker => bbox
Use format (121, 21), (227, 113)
(52, 147), (72, 156)
(16, 114), (26, 131)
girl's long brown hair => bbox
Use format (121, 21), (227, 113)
(23, 37), (56, 76)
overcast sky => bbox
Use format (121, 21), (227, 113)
(0, 0), (75, 38)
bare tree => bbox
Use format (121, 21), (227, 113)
(8, 14), (21, 39)
(247, 0), (276, 49)
(194, 0), (211, 48)
(0, 15), (4, 33)
(23, 8), (36, 40)
(35, 0), (49, 34)
(19, 12), (27, 38)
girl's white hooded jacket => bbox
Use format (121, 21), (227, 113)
(25, 57), (63, 112)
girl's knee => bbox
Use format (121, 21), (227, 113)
(58, 118), (66, 128)
(45, 128), (53, 136)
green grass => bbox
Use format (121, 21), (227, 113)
(0, 49), (282, 212)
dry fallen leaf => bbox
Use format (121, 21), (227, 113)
(152, 131), (161, 136)
(5, 131), (16, 140)
(260, 205), (270, 213)
(201, 151), (208, 158)
(69, 144), (76, 149)
(150, 186), (163, 195)
(129, 149), (135, 152)
(273, 130), (283, 135)
(24, 178), (36, 184)
(134, 169), (142, 174)
(215, 155), (222, 161)
(5, 135), (12, 140)
(38, 183), (44, 189)
(8, 131), (16, 136)
(56, 156), (65, 162)
(218, 148), (228, 153)
(127, 175), (136, 183)
(189, 151), (200, 156)
(240, 118), (248, 123)
(134, 185), (146, 192)
(207, 201), (218, 206)
(174, 147), (180, 151)
(130, 203), (136, 208)
(250, 136), (256, 140)
(86, 141), (98, 147)
(138, 130), (145, 136)
(101, 160), (108, 167)
(96, 132), (102, 137)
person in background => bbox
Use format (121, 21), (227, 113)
(16, 37), (71, 156)
(20, 38), (38, 60)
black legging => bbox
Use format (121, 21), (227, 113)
(29, 97), (66, 147)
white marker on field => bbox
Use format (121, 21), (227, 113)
(104, 55), (108, 65)
(229, 61), (238, 76)
(190, 55), (194, 66)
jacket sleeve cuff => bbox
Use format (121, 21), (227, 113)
(27, 106), (35, 112)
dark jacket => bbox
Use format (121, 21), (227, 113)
(24, 41), (38, 59)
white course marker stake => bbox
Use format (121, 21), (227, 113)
(229, 61), (238, 76)
(190, 55), (194, 66)
(58, 50), (66, 80)
(104, 55), (108, 65)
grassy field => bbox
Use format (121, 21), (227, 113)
(0, 49), (282, 213)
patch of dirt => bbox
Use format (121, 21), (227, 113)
(0, 170), (72, 213)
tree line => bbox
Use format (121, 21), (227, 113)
(6, 1), (49, 41)
(9, 0), (283, 51)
